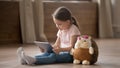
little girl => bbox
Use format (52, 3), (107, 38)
(17, 6), (81, 65)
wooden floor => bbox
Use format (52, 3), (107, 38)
(0, 39), (120, 68)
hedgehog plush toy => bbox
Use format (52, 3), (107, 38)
(71, 35), (98, 65)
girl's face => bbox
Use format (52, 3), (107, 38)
(53, 18), (71, 30)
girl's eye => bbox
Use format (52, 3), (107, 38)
(58, 24), (62, 27)
(58, 24), (62, 26)
(56, 24), (62, 27)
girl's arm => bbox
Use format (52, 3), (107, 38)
(53, 35), (78, 54)
(60, 35), (78, 52)
(52, 37), (60, 48)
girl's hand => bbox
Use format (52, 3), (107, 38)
(53, 47), (61, 54)
(52, 45), (58, 48)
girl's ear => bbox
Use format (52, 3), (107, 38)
(66, 20), (71, 24)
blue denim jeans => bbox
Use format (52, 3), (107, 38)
(35, 44), (73, 64)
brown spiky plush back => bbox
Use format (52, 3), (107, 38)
(90, 39), (99, 64)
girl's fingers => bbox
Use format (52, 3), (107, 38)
(52, 48), (60, 54)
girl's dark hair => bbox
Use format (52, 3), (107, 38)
(52, 6), (79, 27)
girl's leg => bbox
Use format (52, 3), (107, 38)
(22, 52), (36, 65)
(35, 52), (50, 58)
(56, 52), (73, 63)
(17, 47), (27, 65)
(17, 47), (56, 65)
(35, 53), (56, 65)
(20, 49), (55, 65)
(17, 47), (36, 65)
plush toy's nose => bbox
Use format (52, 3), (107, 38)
(84, 40), (87, 42)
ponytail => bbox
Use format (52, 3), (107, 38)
(71, 17), (79, 27)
